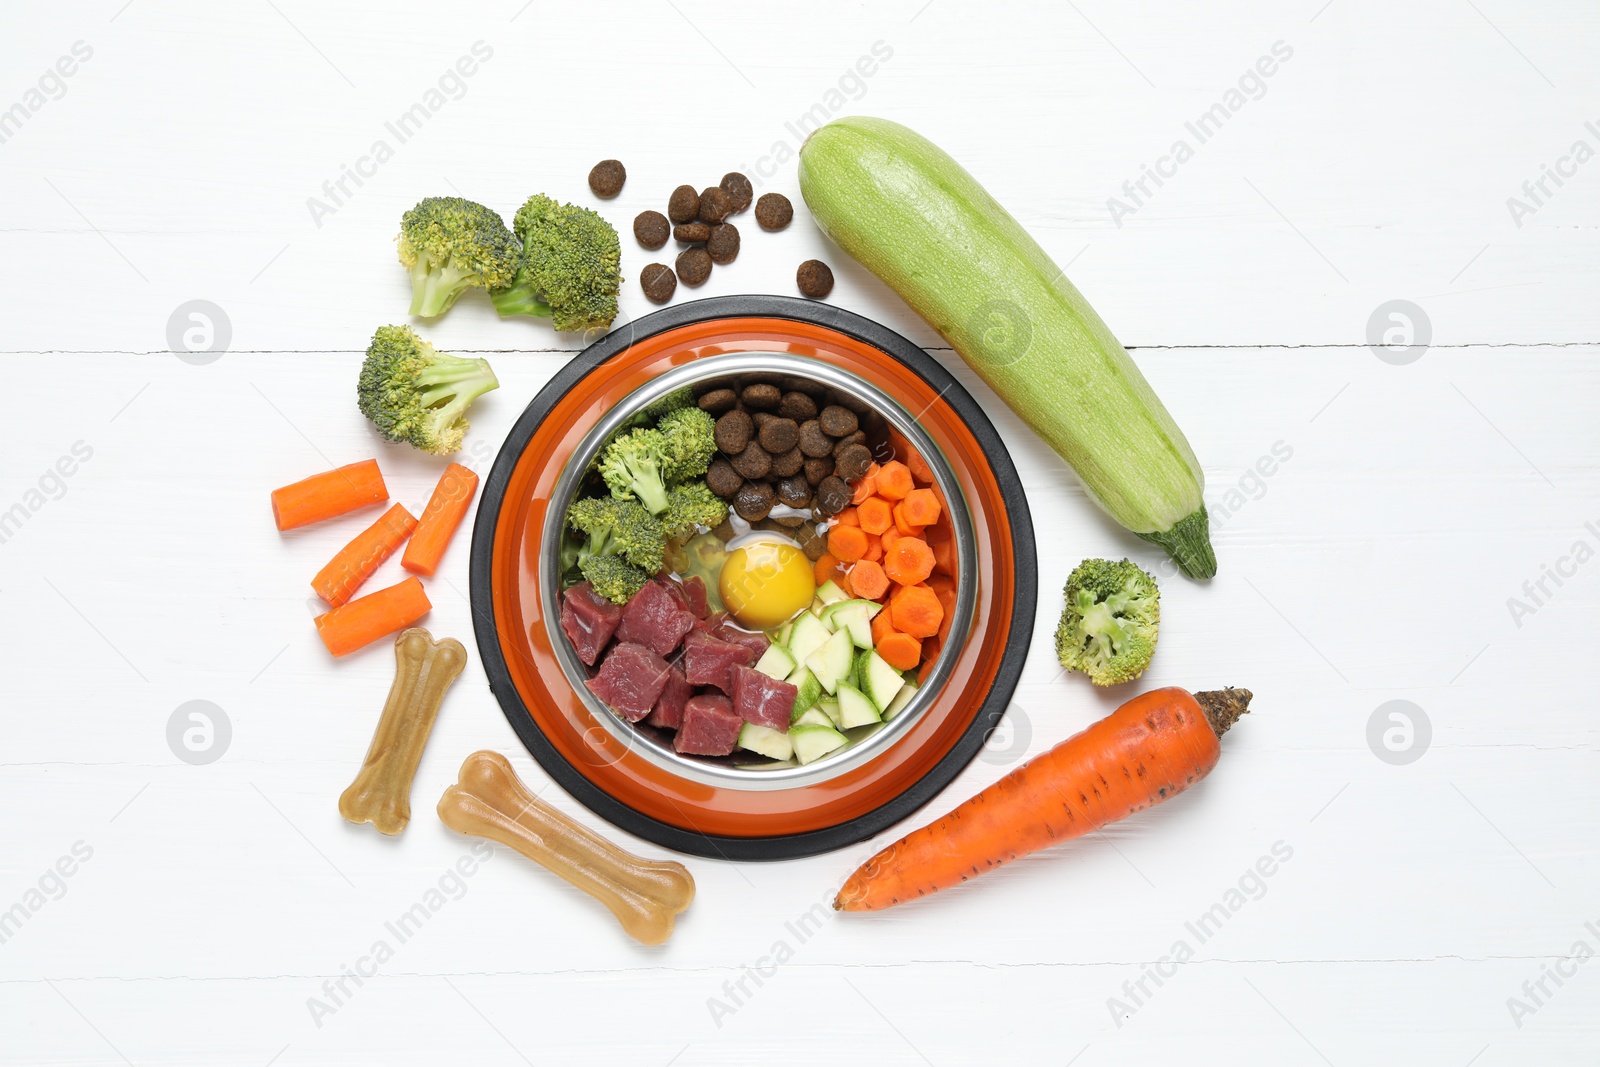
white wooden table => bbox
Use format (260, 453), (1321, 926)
(3, 1), (1596, 1063)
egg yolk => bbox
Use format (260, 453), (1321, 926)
(719, 541), (816, 630)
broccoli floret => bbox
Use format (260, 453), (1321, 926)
(490, 194), (621, 333)
(657, 406), (717, 483)
(565, 496), (666, 573)
(358, 325), (499, 455)
(396, 197), (518, 319)
(662, 482), (728, 540)
(636, 386), (696, 426)
(599, 428), (671, 516)
(1054, 558), (1160, 686)
(580, 552), (651, 604)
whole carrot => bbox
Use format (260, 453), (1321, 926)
(834, 686), (1252, 912)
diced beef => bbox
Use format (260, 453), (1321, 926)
(681, 629), (756, 692)
(586, 642), (671, 722)
(615, 579), (695, 658)
(691, 610), (727, 635)
(644, 665), (695, 730)
(681, 575), (711, 619)
(731, 665), (798, 731)
(654, 574), (692, 614)
(561, 581), (623, 666)
(674, 694), (743, 756)
(712, 619), (769, 660)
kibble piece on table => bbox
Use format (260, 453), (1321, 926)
(797, 259), (834, 299)
(755, 193), (793, 231)
(714, 410), (753, 454)
(697, 388), (739, 415)
(673, 222), (711, 244)
(730, 444), (773, 481)
(697, 186), (733, 225)
(720, 172), (754, 212)
(588, 159), (626, 198)
(640, 263), (677, 304)
(770, 446), (805, 478)
(634, 211), (670, 251)
(706, 223), (740, 265)
(668, 185), (700, 224)
(676, 247), (712, 287)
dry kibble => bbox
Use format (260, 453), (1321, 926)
(640, 263), (676, 304)
(798, 419), (834, 457)
(714, 410), (753, 454)
(668, 185), (700, 224)
(339, 628), (466, 835)
(755, 192), (793, 231)
(777, 391), (817, 422)
(676, 247), (712, 287)
(438, 751), (694, 946)
(803, 456), (834, 485)
(705, 458), (743, 499)
(776, 476), (812, 509)
(831, 430), (866, 458)
(588, 159), (626, 198)
(633, 211), (670, 250)
(797, 523), (827, 561)
(730, 443), (773, 480)
(674, 222), (711, 243)
(741, 383), (782, 410)
(758, 417), (800, 454)
(816, 475), (851, 515)
(706, 223), (740, 265)
(698, 186), (733, 225)
(697, 388), (739, 415)
(835, 442), (874, 482)
(797, 259), (834, 299)
(720, 172), (754, 212)
(770, 446), (804, 478)
(712, 518), (737, 542)
(818, 405), (859, 438)
(733, 481), (776, 521)
(769, 513), (806, 529)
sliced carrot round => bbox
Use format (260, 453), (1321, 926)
(828, 524), (870, 563)
(848, 559), (890, 600)
(883, 536), (935, 586)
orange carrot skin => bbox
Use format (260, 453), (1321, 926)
(272, 459), (387, 531)
(835, 688), (1221, 912)
(402, 464), (479, 577)
(312, 504), (418, 606)
(315, 577), (431, 657)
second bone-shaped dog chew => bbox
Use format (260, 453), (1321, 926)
(437, 750), (695, 945)
(339, 627), (466, 835)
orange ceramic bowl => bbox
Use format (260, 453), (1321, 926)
(469, 297), (1035, 859)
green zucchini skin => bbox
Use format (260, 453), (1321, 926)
(798, 116), (1215, 579)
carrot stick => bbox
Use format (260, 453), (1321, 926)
(834, 687), (1254, 911)
(311, 504), (418, 606)
(315, 577), (432, 657)
(402, 463), (479, 577)
(271, 459), (388, 531)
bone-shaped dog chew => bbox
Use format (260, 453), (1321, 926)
(437, 750), (695, 945)
(339, 627), (466, 835)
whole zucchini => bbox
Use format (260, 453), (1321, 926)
(798, 117), (1215, 578)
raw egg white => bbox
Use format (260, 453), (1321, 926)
(719, 539), (816, 630)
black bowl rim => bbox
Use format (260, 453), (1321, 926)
(468, 295), (1037, 861)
